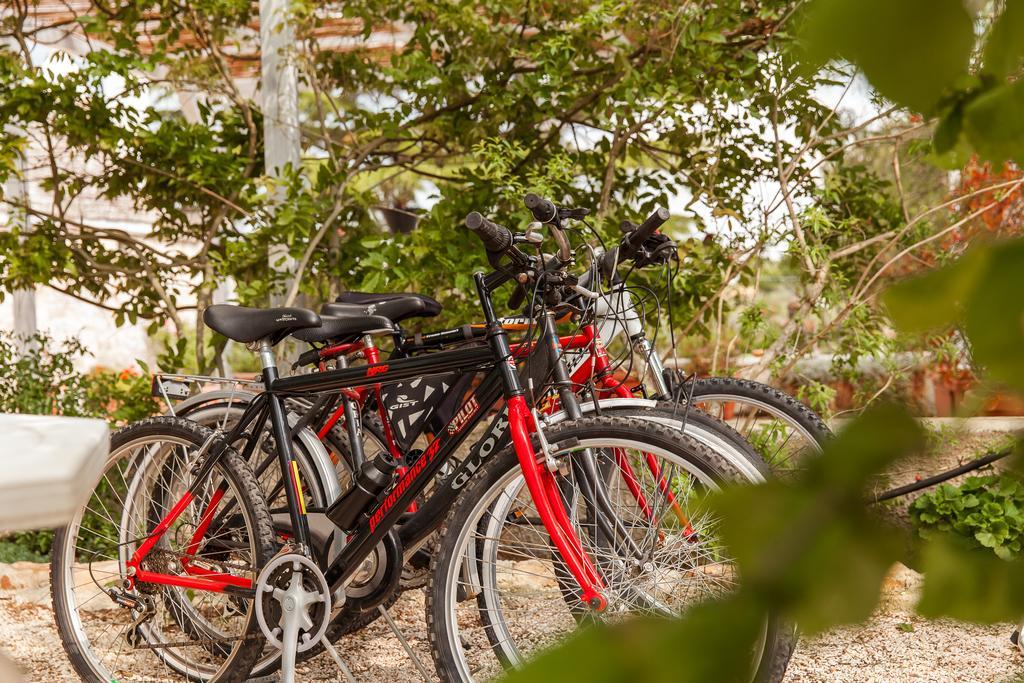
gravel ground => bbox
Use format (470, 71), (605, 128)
(3, 429), (1021, 682)
(3, 560), (1022, 682)
(786, 563), (1024, 683)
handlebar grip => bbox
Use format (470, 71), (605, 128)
(465, 211), (513, 253)
(508, 282), (527, 311)
(523, 193), (557, 224)
(623, 206), (670, 252)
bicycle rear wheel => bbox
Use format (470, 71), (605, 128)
(50, 417), (276, 683)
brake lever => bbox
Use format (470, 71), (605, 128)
(550, 300), (586, 318)
(519, 222), (545, 246)
(569, 283), (600, 300)
(560, 207), (590, 220)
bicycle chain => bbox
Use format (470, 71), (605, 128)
(141, 548), (257, 576)
(132, 632), (263, 650)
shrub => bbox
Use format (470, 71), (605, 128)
(0, 332), (157, 422)
(910, 474), (1024, 560)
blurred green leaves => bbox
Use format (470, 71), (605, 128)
(918, 535), (1024, 623)
(885, 240), (1024, 393)
(801, 0), (1024, 652)
(714, 405), (924, 633)
(503, 598), (764, 683)
(982, 0), (1024, 80)
(800, 0), (973, 114)
(962, 81), (1024, 164)
(881, 245), (988, 333)
(801, 0), (1024, 165)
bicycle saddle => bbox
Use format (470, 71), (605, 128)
(203, 304), (321, 344)
(332, 291), (442, 323)
(291, 313), (396, 344)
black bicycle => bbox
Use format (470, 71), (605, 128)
(52, 205), (788, 683)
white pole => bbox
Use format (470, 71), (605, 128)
(12, 289), (36, 339)
(260, 0), (300, 308)
(4, 154), (37, 346)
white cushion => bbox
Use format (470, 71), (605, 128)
(0, 414), (109, 533)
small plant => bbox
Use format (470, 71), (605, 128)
(795, 379), (835, 418)
(910, 474), (1024, 560)
(0, 332), (158, 560)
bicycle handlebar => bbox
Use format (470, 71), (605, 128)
(523, 192), (557, 224)
(465, 211), (513, 253)
(597, 205), (669, 278)
(466, 199), (670, 311)
(621, 206), (670, 259)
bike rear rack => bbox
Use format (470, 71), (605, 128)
(152, 372), (264, 416)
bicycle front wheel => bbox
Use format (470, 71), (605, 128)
(426, 415), (780, 682)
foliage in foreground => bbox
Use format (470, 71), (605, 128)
(509, 1), (1024, 681)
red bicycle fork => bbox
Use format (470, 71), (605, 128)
(505, 395), (607, 611)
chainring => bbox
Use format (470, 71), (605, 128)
(255, 552), (331, 653)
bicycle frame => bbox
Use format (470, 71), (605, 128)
(124, 272), (609, 610)
(306, 316), (680, 540)
(311, 322), (630, 458)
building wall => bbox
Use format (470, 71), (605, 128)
(0, 288), (157, 372)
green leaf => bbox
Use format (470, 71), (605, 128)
(919, 537), (1024, 623)
(982, 1), (1024, 79)
(995, 545), (1015, 561)
(697, 31), (727, 44)
(882, 245), (989, 334)
(963, 80), (1024, 164)
(932, 105), (963, 155)
(962, 240), (1024, 392)
(975, 531), (998, 548)
(801, 0), (973, 114)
